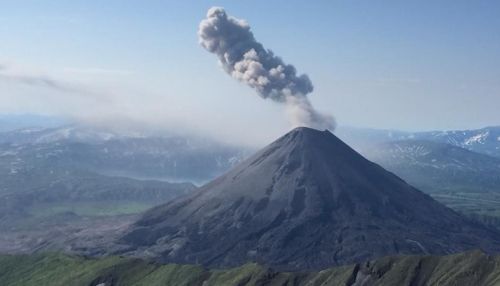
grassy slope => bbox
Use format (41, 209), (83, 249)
(1, 251), (500, 286)
(27, 201), (155, 217)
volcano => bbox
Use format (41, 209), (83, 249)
(121, 127), (500, 270)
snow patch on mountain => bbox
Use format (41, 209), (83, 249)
(387, 143), (431, 161)
(34, 127), (118, 144)
(464, 131), (489, 146)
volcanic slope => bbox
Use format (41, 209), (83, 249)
(121, 127), (500, 270)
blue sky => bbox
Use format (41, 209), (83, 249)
(0, 1), (499, 144)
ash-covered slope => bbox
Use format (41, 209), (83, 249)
(121, 127), (500, 270)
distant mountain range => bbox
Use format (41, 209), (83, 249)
(412, 127), (500, 158)
(2, 123), (499, 204)
(361, 139), (500, 194)
(337, 127), (500, 219)
(0, 125), (222, 212)
(337, 125), (500, 158)
(0, 125), (249, 184)
(4, 124), (500, 185)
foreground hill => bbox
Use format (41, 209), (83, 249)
(1, 251), (500, 286)
(120, 127), (500, 270)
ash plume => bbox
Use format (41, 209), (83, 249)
(198, 7), (335, 130)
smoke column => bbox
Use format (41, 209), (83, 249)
(198, 7), (335, 130)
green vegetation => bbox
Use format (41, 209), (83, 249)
(27, 201), (156, 217)
(1, 251), (500, 285)
(0, 253), (206, 286)
(431, 191), (500, 218)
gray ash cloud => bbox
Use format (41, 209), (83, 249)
(198, 7), (335, 130)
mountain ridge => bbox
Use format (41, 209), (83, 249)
(363, 139), (500, 192)
(2, 250), (500, 286)
(337, 125), (500, 158)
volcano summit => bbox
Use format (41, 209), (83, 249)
(121, 127), (500, 270)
